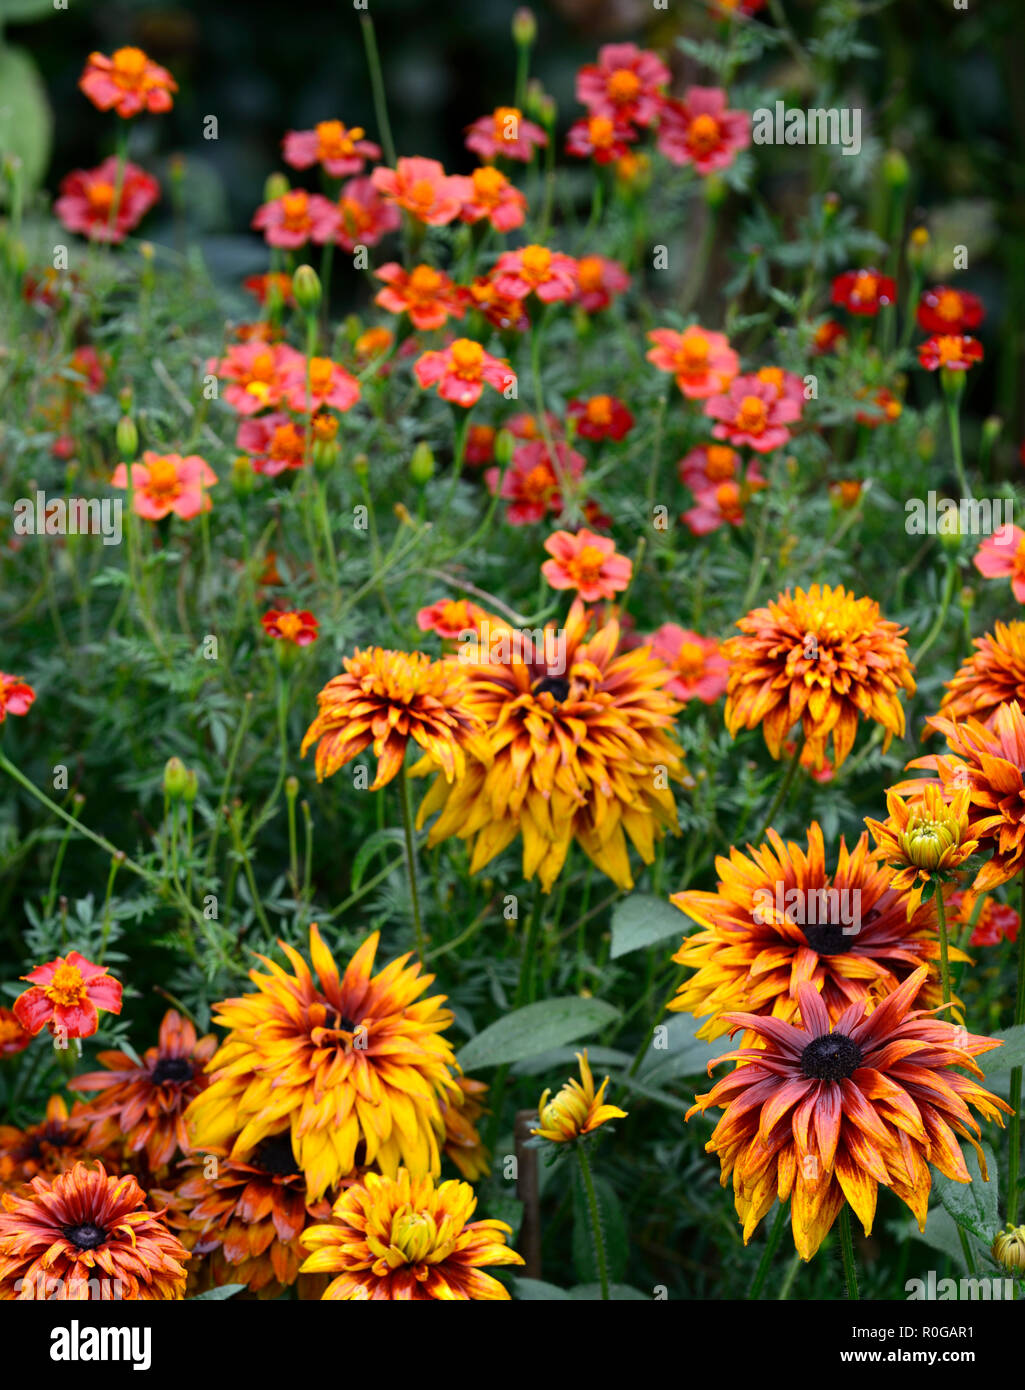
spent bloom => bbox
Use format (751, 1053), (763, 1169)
(14, 951), (122, 1040)
(532, 1052), (627, 1143)
(79, 47), (177, 117)
(111, 452), (218, 521)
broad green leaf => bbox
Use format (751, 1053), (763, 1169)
(511, 1045), (631, 1077)
(0, 45), (53, 190)
(0, 0), (60, 21)
(609, 893), (685, 960)
(933, 1141), (999, 1243)
(978, 1024), (1025, 1077)
(513, 1277), (569, 1301)
(569, 1283), (649, 1300)
(188, 1283), (247, 1301)
(457, 997), (619, 1071)
(902, 1210), (995, 1274)
(637, 1012), (736, 1085)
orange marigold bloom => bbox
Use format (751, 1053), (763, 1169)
(724, 584), (915, 768)
(416, 597), (490, 640)
(687, 969), (1011, 1261)
(865, 784), (978, 918)
(374, 262), (467, 330)
(300, 1169), (523, 1299)
(70, 1010), (217, 1172)
(532, 1051), (627, 1143)
(541, 528), (632, 601)
(0, 1095), (108, 1192)
(14, 951), (122, 1040)
(261, 608), (319, 647)
(670, 822), (959, 1040)
(646, 325), (739, 399)
(79, 47), (177, 118)
(0, 1162), (188, 1299)
(111, 452), (217, 521)
(414, 338), (513, 408)
(185, 926), (463, 1201)
(371, 157), (464, 226)
(492, 244), (578, 303)
(301, 647), (486, 791)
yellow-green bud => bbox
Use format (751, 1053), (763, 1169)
(882, 149), (909, 188)
(981, 416), (1002, 449)
(823, 192), (840, 219)
(292, 264), (322, 314)
(353, 452), (369, 477)
(116, 416), (139, 462)
(182, 770), (199, 805)
(164, 756), (189, 801)
(343, 313), (363, 343)
(900, 818), (957, 871)
(494, 428), (515, 466)
(704, 173), (728, 208)
(410, 441), (435, 484)
(512, 7), (537, 45)
(907, 226), (930, 272)
(231, 454), (256, 497)
(915, 427), (936, 462)
(286, 776), (300, 801)
(312, 437), (339, 473)
(264, 171), (290, 202)
(992, 1224), (1025, 1274)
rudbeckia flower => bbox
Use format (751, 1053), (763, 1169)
(206, 341), (304, 415)
(566, 114), (636, 164)
(974, 526), (1025, 603)
(831, 268), (896, 315)
(576, 43), (670, 127)
(262, 609), (319, 646)
(70, 1011), (217, 1172)
(300, 1169), (523, 1299)
(335, 175), (402, 249)
(648, 626), (728, 704)
(185, 926), (464, 1200)
(532, 1051), (627, 1143)
(454, 166), (528, 232)
(484, 440), (585, 525)
(371, 157), (464, 226)
(0, 1007), (30, 1059)
(14, 951), (122, 1039)
(917, 285), (985, 334)
(948, 890), (1019, 948)
(0, 672), (34, 723)
(687, 969), (1011, 1261)
(938, 620), (1025, 725)
(111, 452), (217, 520)
(541, 528), (632, 601)
(54, 158), (159, 244)
(441, 1078), (490, 1181)
(0, 1162), (188, 1300)
(723, 584), (915, 767)
(374, 262), (468, 330)
(568, 394), (634, 441)
(574, 255), (630, 312)
(251, 188), (340, 249)
(236, 414), (307, 475)
(417, 598), (490, 640)
(657, 87), (751, 174)
(282, 120), (380, 176)
(865, 784), (978, 918)
(705, 373), (801, 451)
(414, 338), (513, 407)
(647, 325), (738, 399)
(79, 47), (177, 117)
(492, 244), (578, 302)
(281, 355), (361, 413)
(464, 105), (548, 162)
(917, 333), (984, 372)
(0, 1095), (105, 1191)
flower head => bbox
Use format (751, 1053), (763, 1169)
(55, 158), (159, 244)
(649, 626), (728, 704)
(831, 269), (896, 316)
(262, 609), (319, 647)
(281, 355), (361, 414)
(865, 784), (978, 917)
(541, 528), (632, 601)
(251, 188), (340, 249)
(566, 114), (636, 164)
(647, 326), (738, 400)
(568, 394), (634, 441)
(948, 890), (1019, 948)
(236, 413), (307, 476)
(532, 1051), (626, 1143)
(974, 527), (1025, 604)
(334, 176), (402, 249)
(283, 120), (380, 176)
(374, 262), (468, 330)
(657, 87), (750, 174)
(414, 338), (512, 408)
(492, 245), (578, 303)
(111, 452), (217, 521)
(705, 374), (801, 452)
(0, 1096), (102, 1191)
(918, 334), (984, 372)
(79, 47), (177, 117)
(454, 166), (528, 232)
(14, 951), (122, 1040)
(484, 440), (585, 525)
(573, 255), (630, 313)
(464, 106), (547, 162)
(917, 285), (984, 335)
(371, 157), (464, 226)
(0, 1007), (30, 1058)
(938, 620), (1025, 727)
(0, 672), (34, 724)
(576, 43), (670, 127)
(417, 598), (490, 640)
(468, 275), (530, 332)
(442, 1078), (490, 1181)
(206, 341), (304, 415)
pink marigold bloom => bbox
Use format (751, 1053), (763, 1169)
(657, 87), (750, 174)
(454, 167), (527, 233)
(566, 115), (636, 165)
(682, 480), (750, 535)
(414, 339), (513, 408)
(236, 414), (308, 476)
(576, 44), (670, 127)
(281, 356), (361, 414)
(334, 176), (402, 250)
(417, 598), (490, 639)
(492, 245), (578, 303)
(111, 452), (217, 521)
(542, 529), (632, 602)
(465, 425), (496, 465)
(464, 106), (548, 162)
(574, 255), (630, 313)
(0, 673), (35, 724)
(251, 188), (340, 249)
(206, 342), (305, 415)
(54, 158), (159, 244)
(282, 120), (381, 177)
(679, 443), (766, 495)
(648, 626), (728, 704)
(14, 952), (122, 1039)
(647, 325), (739, 399)
(371, 157), (464, 226)
(374, 263), (468, 331)
(568, 395), (634, 441)
(704, 374), (801, 452)
(918, 334), (984, 372)
(753, 366), (805, 407)
(917, 285), (985, 335)
(485, 441), (585, 525)
(79, 47), (177, 118)
(974, 526), (1025, 603)
(262, 609), (319, 646)
(468, 276), (530, 332)
(831, 269), (896, 316)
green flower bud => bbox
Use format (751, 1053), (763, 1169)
(494, 428), (515, 466)
(410, 441), (435, 484)
(704, 173), (728, 208)
(182, 770), (199, 805)
(115, 416), (139, 462)
(231, 454), (256, 497)
(907, 226), (930, 272)
(512, 7), (537, 45)
(992, 1224), (1025, 1274)
(882, 149), (909, 188)
(915, 427), (936, 462)
(981, 416), (1002, 449)
(353, 452), (369, 477)
(163, 756), (189, 801)
(292, 264), (322, 314)
(312, 437), (339, 473)
(264, 171), (290, 203)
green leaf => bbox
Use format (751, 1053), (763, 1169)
(456, 997), (620, 1071)
(978, 1024), (1025, 1077)
(513, 1277), (570, 1301)
(349, 827), (404, 891)
(569, 1282), (649, 1300)
(0, 45), (53, 190)
(637, 1012), (736, 1085)
(511, 1045), (631, 1077)
(0, 0), (60, 21)
(572, 1167), (627, 1285)
(933, 1141), (999, 1244)
(609, 893), (685, 960)
(188, 1283), (248, 1301)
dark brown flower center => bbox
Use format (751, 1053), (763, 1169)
(252, 1132), (302, 1177)
(64, 1222), (107, 1250)
(801, 922), (850, 956)
(533, 675), (570, 702)
(151, 1055), (194, 1084)
(800, 1032), (862, 1081)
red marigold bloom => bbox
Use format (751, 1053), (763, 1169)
(508, 412), (563, 441)
(568, 394), (634, 441)
(414, 338), (512, 408)
(236, 414), (308, 476)
(417, 598), (490, 639)
(55, 157), (159, 244)
(468, 275), (530, 332)
(541, 528), (632, 601)
(374, 262), (468, 330)
(948, 890), (1020, 949)
(856, 385), (903, 427)
(206, 341), (304, 415)
(0, 1162), (188, 1300)
(14, 952), (122, 1040)
(262, 609), (319, 646)
(566, 114), (636, 164)
(918, 333), (984, 372)
(917, 285), (985, 335)
(465, 424), (496, 465)
(111, 452), (217, 520)
(251, 188), (340, 249)
(243, 271), (295, 307)
(485, 440), (585, 525)
(0, 1007), (30, 1058)
(647, 325), (739, 399)
(79, 46), (177, 118)
(705, 373), (801, 452)
(657, 87), (751, 174)
(454, 166), (528, 232)
(282, 120), (381, 176)
(831, 268), (896, 316)
(464, 105), (548, 162)
(576, 43), (670, 127)
(0, 672), (34, 724)
(281, 355), (361, 414)
(679, 443), (766, 496)
(682, 480), (750, 534)
(812, 318), (847, 354)
(492, 244), (578, 303)
(648, 625), (728, 704)
(70, 1011), (217, 1172)
(974, 526), (1025, 604)
(334, 175), (402, 249)
(68, 345), (107, 395)
(371, 157), (464, 226)
(355, 326), (394, 365)
(574, 254), (630, 313)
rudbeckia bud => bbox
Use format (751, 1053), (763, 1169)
(163, 757), (189, 801)
(882, 149), (909, 188)
(992, 1224), (1025, 1274)
(494, 428), (515, 465)
(704, 173), (728, 208)
(264, 171), (290, 202)
(231, 453), (255, 496)
(900, 818), (958, 870)
(182, 770), (199, 805)
(512, 7), (537, 45)
(292, 264), (321, 314)
(410, 441), (435, 484)
(115, 415), (139, 462)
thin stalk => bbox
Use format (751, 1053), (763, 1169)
(399, 770), (426, 960)
(360, 14), (396, 167)
(754, 735), (804, 843)
(748, 1201), (788, 1299)
(1007, 869), (1025, 1224)
(577, 1144), (610, 1300)
(839, 1207), (860, 1300)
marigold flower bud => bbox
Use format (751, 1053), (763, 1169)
(410, 442), (435, 484)
(882, 149), (909, 188)
(907, 226), (931, 271)
(704, 173), (728, 208)
(182, 769), (199, 805)
(264, 171), (290, 202)
(163, 756), (188, 801)
(231, 453), (255, 497)
(512, 7), (537, 45)
(292, 264), (321, 314)
(285, 776), (300, 801)
(494, 428), (515, 466)
(353, 452), (369, 477)
(312, 437), (339, 473)
(115, 416), (139, 461)
(981, 416), (1002, 449)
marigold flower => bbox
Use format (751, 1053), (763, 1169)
(236, 413), (308, 475)
(283, 120), (380, 176)
(678, 443), (753, 491)
(812, 318), (847, 354)
(484, 440), (585, 525)
(0, 1007), (30, 1058)
(454, 165), (528, 232)
(468, 275), (530, 331)
(705, 373), (801, 451)
(917, 285), (984, 335)
(261, 609), (319, 647)
(687, 969), (1011, 1261)
(0, 1162), (188, 1300)
(374, 262), (468, 330)
(948, 890), (1019, 948)
(55, 158), (159, 244)
(647, 325), (738, 399)
(371, 157), (464, 226)
(251, 188), (340, 249)
(568, 394), (634, 441)
(973, 527), (1025, 603)
(0, 672), (35, 724)
(576, 43), (670, 127)
(0, 1096), (104, 1191)
(206, 341), (304, 415)
(334, 175), (402, 249)
(300, 1169), (522, 1299)
(566, 114), (636, 164)
(465, 424), (496, 465)
(185, 926), (464, 1200)
(354, 326), (394, 364)
(724, 584), (915, 767)
(14, 951), (122, 1040)
(938, 620), (1025, 726)
(574, 254), (630, 313)
(243, 271), (295, 307)
(417, 598), (490, 640)
(414, 338), (513, 408)
(648, 625), (728, 704)
(855, 385), (903, 427)
(79, 47), (177, 117)
(281, 355), (361, 414)
(492, 244), (578, 303)
(532, 1051), (627, 1143)
(111, 452), (217, 520)
(865, 785), (978, 918)
(657, 87), (751, 173)
(831, 268), (896, 315)
(684, 479), (760, 535)
(755, 366), (805, 406)
(464, 105), (548, 162)
(918, 333), (983, 372)
(541, 528), (632, 601)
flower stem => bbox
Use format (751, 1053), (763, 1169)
(1007, 869), (1025, 1224)
(748, 1201), (788, 1299)
(360, 14), (396, 168)
(577, 1143), (610, 1300)
(944, 391), (972, 502)
(933, 888), (955, 1016)
(399, 769), (426, 960)
(839, 1207), (860, 1300)
(755, 735), (804, 843)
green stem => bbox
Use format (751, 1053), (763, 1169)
(577, 1144), (610, 1300)
(399, 770), (426, 960)
(360, 14), (396, 168)
(912, 556), (957, 667)
(748, 1201), (788, 1299)
(945, 391), (972, 501)
(754, 735), (804, 843)
(1007, 869), (1025, 1224)
(934, 888), (954, 1014)
(839, 1207), (860, 1300)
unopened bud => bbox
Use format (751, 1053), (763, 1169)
(494, 428), (515, 466)
(907, 226), (930, 271)
(264, 171), (290, 203)
(116, 416), (139, 461)
(231, 454), (256, 496)
(882, 149), (909, 188)
(312, 437), (339, 473)
(352, 452), (369, 477)
(992, 1224), (1025, 1274)
(704, 173), (728, 208)
(512, 7), (536, 45)
(292, 264), (322, 314)
(410, 441), (435, 484)
(164, 756), (189, 801)
(182, 770), (199, 805)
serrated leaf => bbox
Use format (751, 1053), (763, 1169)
(610, 893), (684, 960)
(933, 1141), (999, 1243)
(456, 997), (620, 1071)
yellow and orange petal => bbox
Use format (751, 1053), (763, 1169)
(864, 784), (978, 918)
(532, 1051), (627, 1143)
(937, 621), (1025, 728)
